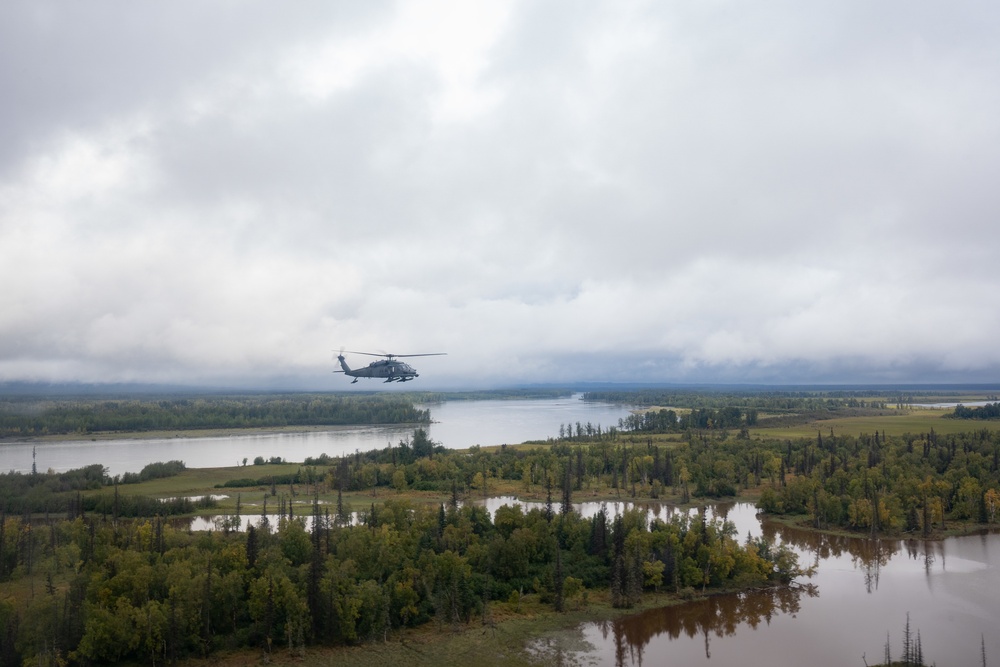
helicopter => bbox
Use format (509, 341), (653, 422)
(334, 350), (446, 383)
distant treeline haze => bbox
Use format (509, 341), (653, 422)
(0, 394), (429, 436)
(584, 389), (895, 410)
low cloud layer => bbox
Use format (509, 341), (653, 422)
(2, 0), (999, 389)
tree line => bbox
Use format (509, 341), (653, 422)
(0, 460), (198, 517)
(947, 402), (1000, 420)
(617, 406), (757, 433)
(584, 388), (891, 412)
(0, 394), (430, 437)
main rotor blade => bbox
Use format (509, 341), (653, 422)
(390, 353), (447, 358)
(342, 351), (447, 358)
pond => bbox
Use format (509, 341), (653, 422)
(182, 495), (998, 665)
(183, 497), (761, 535)
(531, 506), (1000, 667)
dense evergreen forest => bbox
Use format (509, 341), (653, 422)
(0, 394), (429, 437)
(0, 478), (798, 664)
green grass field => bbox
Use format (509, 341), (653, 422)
(753, 408), (997, 439)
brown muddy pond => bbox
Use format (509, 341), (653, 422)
(186, 499), (998, 665)
(532, 503), (1000, 667)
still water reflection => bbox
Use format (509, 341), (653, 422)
(184, 498), (751, 534)
(543, 509), (1000, 667)
(476, 497), (763, 538)
(185, 495), (998, 665)
(585, 586), (817, 667)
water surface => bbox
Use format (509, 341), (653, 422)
(541, 510), (1000, 667)
(912, 400), (997, 408)
(0, 394), (630, 475)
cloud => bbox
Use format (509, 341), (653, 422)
(1, 0), (999, 388)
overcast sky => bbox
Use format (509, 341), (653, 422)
(2, 0), (999, 390)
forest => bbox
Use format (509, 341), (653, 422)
(2, 386), (1000, 665)
(0, 478), (798, 665)
(1, 421), (999, 663)
(0, 394), (429, 437)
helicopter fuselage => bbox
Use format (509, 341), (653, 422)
(352, 359), (417, 382)
(336, 354), (418, 383)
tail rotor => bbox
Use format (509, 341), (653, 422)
(333, 347), (351, 373)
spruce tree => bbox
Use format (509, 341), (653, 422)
(553, 547), (564, 612)
(561, 464), (573, 515)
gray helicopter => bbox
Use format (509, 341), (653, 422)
(334, 350), (446, 383)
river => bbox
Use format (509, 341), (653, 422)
(4, 395), (998, 664)
(0, 394), (630, 475)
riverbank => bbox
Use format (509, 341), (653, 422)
(0, 422), (431, 444)
(170, 584), (741, 667)
(762, 510), (999, 541)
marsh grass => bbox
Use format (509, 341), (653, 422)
(170, 588), (691, 667)
(751, 408), (987, 439)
